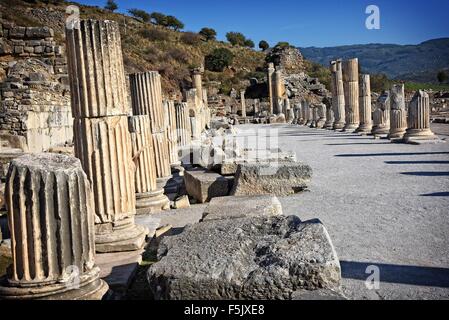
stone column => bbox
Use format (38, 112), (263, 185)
(129, 71), (173, 190)
(372, 91), (391, 137)
(274, 70), (286, 115)
(0, 154), (109, 300)
(267, 63), (275, 115)
(301, 100), (309, 125)
(388, 84), (407, 140)
(192, 67), (204, 104)
(164, 100), (181, 166)
(342, 58), (360, 132)
(356, 74), (373, 134)
(305, 101), (313, 126)
(317, 103), (327, 129)
(128, 115), (170, 214)
(294, 103), (302, 125)
(254, 99), (260, 114)
(330, 60), (346, 130)
(325, 100), (335, 129)
(66, 19), (147, 253)
(175, 102), (192, 147)
(403, 90), (438, 143)
(240, 90), (246, 118)
(310, 106), (318, 128)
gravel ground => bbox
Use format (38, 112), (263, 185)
(238, 123), (449, 300)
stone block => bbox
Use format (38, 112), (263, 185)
(202, 195), (283, 222)
(184, 168), (229, 203)
(9, 27), (26, 38)
(25, 27), (54, 39)
(231, 162), (312, 196)
(148, 216), (341, 300)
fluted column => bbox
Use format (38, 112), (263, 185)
(372, 91), (391, 137)
(274, 70), (286, 115)
(128, 116), (170, 214)
(129, 71), (172, 189)
(305, 101), (313, 126)
(316, 103), (327, 129)
(356, 74), (373, 134)
(66, 19), (146, 253)
(330, 60), (346, 130)
(175, 102), (192, 147)
(403, 90), (438, 143)
(0, 154), (108, 300)
(342, 58), (360, 132)
(267, 63), (275, 115)
(388, 84), (407, 140)
(325, 100), (335, 129)
(240, 90), (246, 118)
(164, 100), (180, 166)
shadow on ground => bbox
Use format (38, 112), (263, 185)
(341, 261), (449, 288)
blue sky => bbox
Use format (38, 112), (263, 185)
(77, 0), (449, 47)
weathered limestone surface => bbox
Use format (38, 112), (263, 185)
(330, 60), (346, 130)
(231, 162), (312, 197)
(147, 216), (341, 300)
(0, 154), (109, 300)
(65, 20), (128, 118)
(128, 115), (169, 214)
(325, 102), (335, 129)
(372, 91), (391, 136)
(66, 19), (147, 253)
(403, 90), (439, 144)
(184, 168), (229, 203)
(164, 100), (180, 166)
(175, 102), (192, 147)
(267, 63), (275, 115)
(74, 116), (147, 252)
(342, 58), (360, 132)
(202, 195), (283, 222)
(274, 70), (286, 114)
(240, 90), (246, 118)
(316, 104), (327, 129)
(389, 84), (407, 140)
(356, 74), (373, 134)
(129, 71), (172, 185)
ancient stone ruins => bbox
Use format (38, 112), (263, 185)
(0, 16), (446, 301)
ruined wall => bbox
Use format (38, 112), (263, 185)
(0, 22), (71, 152)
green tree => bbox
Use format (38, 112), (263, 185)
(165, 15), (184, 31)
(437, 70), (448, 83)
(205, 48), (234, 72)
(259, 40), (269, 51)
(104, 0), (118, 12)
(244, 39), (255, 48)
(275, 41), (291, 48)
(199, 27), (217, 41)
(128, 9), (151, 23)
(150, 12), (167, 25)
(226, 32), (246, 46)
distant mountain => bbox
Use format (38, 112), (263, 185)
(299, 38), (449, 83)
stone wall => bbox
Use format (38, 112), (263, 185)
(0, 22), (71, 152)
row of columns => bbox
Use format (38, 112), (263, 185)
(295, 57), (437, 143)
(0, 18), (210, 299)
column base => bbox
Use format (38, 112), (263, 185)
(333, 122), (345, 130)
(0, 269), (109, 300)
(324, 122), (334, 130)
(136, 189), (170, 215)
(388, 128), (407, 140)
(371, 126), (390, 137)
(343, 123), (360, 132)
(403, 129), (441, 144)
(316, 120), (326, 129)
(95, 220), (148, 253)
(355, 124), (373, 135)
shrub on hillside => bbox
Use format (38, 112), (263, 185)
(259, 40), (269, 51)
(226, 32), (246, 46)
(205, 48), (234, 72)
(199, 28), (217, 41)
(140, 28), (170, 42)
(180, 32), (202, 46)
(167, 48), (190, 64)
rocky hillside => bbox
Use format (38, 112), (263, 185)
(0, 0), (267, 98)
(300, 38), (449, 83)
